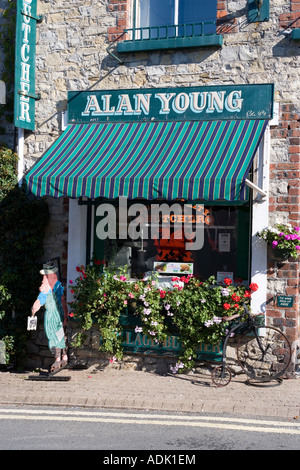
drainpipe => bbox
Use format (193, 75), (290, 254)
(17, 127), (24, 186)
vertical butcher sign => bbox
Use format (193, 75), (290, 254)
(14, 0), (42, 131)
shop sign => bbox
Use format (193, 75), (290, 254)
(68, 83), (274, 124)
(14, 0), (42, 130)
(121, 329), (222, 360)
(277, 295), (294, 308)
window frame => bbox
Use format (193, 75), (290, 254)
(116, 0), (223, 53)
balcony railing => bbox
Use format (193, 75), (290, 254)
(128, 21), (217, 41)
(116, 21), (223, 53)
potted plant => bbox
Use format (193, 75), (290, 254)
(257, 223), (300, 260)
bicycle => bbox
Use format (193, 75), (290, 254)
(211, 305), (292, 387)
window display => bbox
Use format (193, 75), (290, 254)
(94, 201), (250, 282)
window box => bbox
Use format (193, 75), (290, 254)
(117, 29), (223, 53)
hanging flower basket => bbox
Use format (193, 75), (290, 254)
(267, 245), (291, 261)
(257, 223), (300, 260)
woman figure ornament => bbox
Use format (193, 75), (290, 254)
(31, 262), (68, 373)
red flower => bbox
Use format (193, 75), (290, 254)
(223, 303), (231, 310)
(249, 282), (259, 292)
(94, 259), (101, 265)
(231, 294), (241, 302)
(159, 290), (166, 298)
(223, 278), (232, 286)
(244, 290), (251, 298)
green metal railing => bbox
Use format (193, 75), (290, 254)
(125, 21), (217, 42)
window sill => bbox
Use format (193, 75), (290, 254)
(116, 34), (223, 53)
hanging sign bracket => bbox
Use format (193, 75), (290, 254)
(21, 10), (43, 22)
(18, 90), (41, 100)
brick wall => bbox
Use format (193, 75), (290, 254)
(107, 0), (130, 42)
(279, 0), (300, 29)
(267, 103), (300, 348)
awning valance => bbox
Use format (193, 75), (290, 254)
(25, 119), (268, 201)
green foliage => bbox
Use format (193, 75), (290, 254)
(68, 262), (129, 360)
(69, 263), (258, 371)
(0, 147), (50, 366)
(0, 145), (18, 199)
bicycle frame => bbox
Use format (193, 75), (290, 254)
(219, 307), (264, 374)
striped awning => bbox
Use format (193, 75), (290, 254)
(25, 119), (268, 201)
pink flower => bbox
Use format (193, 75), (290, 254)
(120, 275), (127, 281)
(124, 300), (128, 305)
(128, 292), (134, 298)
(69, 280), (73, 284)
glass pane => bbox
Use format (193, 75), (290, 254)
(178, 0), (217, 35)
(138, 0), (217, 38)
(140, 0), (174, 28)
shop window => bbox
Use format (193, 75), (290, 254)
(93, 202), (250, 283)
(116, 0), (222, 53)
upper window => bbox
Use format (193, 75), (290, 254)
(117, 0), (222, 53)
(136, 0), (217, 38)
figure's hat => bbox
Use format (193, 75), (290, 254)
(40, 262), (58, 275)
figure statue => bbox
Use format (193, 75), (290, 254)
(31, 262), (68, 373)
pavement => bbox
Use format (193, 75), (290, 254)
(0, 363), (299, 419)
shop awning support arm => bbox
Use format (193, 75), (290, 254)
(245, 178), (267, 198)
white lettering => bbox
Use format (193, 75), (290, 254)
(20, 62), (30, 82)
(155, 92), (176, 114)
(172, 92), (189, 113)
(22, 2), (32, 23)
(19, 101), (31, 122)
(115, 94), (134, 115)
(80, 90), (244, 120)
(207, 91), (226, 113)
(225, 90), (244, 112)
(189, 92), (207, 113)
(21, 43), (30, 62)
(22, 22), (31, 43)
(101, 94), (115, 114)
(81, 95), (102, 116)
(133, 93), (151, 115)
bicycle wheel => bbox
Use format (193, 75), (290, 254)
(211, 365), (232, 387)
(237, 326), (291, 382)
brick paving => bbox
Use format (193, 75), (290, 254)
(0, 365), (299, 419)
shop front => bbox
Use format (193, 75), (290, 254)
(25, 83), (274, 362)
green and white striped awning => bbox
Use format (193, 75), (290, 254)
(25, 119), (268, 201)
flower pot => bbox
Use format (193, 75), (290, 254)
(267, 245), (290, 261)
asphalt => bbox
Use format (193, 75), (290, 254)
(0, 363), (299, 419)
